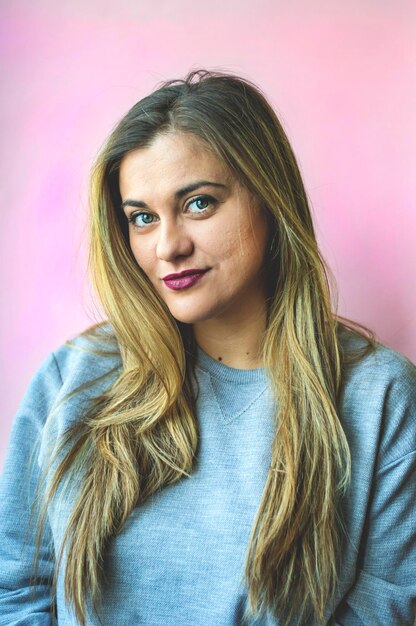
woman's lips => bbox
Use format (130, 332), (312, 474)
(163, 270), (209, 291)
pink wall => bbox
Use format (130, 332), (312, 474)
(1, 1), (415, 471)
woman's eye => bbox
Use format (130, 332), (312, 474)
(186, 195), (216, 214)
(128, 212), (157, 229)
(127, 195), (216, 230)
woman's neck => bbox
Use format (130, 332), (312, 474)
(192, 307), (267, 370)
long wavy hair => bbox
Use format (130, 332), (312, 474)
(30, 68), (377, 626)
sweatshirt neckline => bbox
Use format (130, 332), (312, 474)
(195, 345), (266, 384)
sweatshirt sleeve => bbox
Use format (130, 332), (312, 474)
(333, 357), (416, 626)
(0, 351), (63, 625)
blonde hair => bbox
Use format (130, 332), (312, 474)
(30, 68), (377, 625)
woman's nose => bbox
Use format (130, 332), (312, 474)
(156, 219), (194, 261)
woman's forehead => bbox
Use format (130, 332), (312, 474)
(119, 133), (237, 192)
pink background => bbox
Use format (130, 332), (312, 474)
(1, 1), (415, 471)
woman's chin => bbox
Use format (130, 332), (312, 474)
(166, 302), (222, 326)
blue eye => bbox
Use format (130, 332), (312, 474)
(186, 195), (216, 214)
(127, 212), (157, 229)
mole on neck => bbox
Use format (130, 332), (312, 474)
(193, 307), (267, 370)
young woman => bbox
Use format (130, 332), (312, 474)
(0, 69), (415, 626)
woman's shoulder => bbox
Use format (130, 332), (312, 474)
(34, 323), (122, 461)
(50, 321), (123, 391)
(5, 324), (123, 475)
(337, 324), (415, 385)
(337, 326), (416, 467)
(15, 323), (121, 412)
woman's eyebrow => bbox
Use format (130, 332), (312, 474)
(120, 180), (227, 211)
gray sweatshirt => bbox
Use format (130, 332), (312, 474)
(0, 326), (415, 625)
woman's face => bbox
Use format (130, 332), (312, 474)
(119, 132), (270, 326)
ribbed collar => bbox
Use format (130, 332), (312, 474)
(195, 344), (267, 384)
